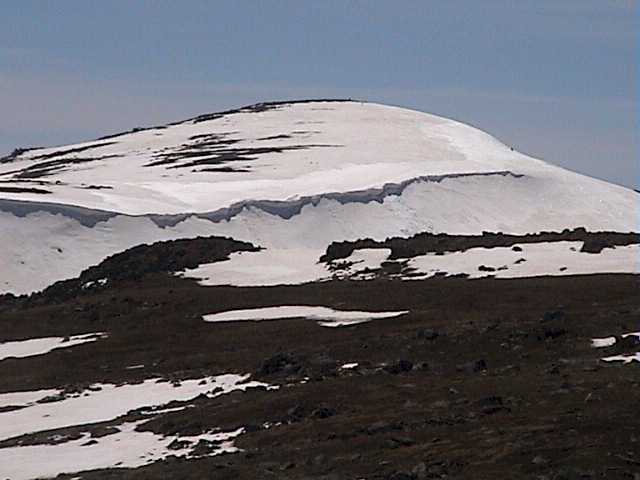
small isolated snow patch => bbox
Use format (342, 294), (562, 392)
(592, 331), (640, 349)
(203, 306), (408, 327)
(591, 337), (617, 348)
(0, 332), (107, 361)
(601, 353), (640, 364)
(340, 363), (359, 370)
(125, 364), (145, 370)
(81, 278), (108, 290)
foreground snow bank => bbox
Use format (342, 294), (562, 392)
(0, 421), (245, 480)
(0, 374), (269, 442)
(0, 372), (275, 479)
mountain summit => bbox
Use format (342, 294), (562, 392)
(1, 101), (639, 480)
(0, 100), (637, 294)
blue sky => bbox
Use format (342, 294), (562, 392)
(0, 0), (637, 187)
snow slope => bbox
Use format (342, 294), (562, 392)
(0, 100), (637, 294)
(0, 332), (106, 361)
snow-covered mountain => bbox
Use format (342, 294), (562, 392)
(0, 100), (638, 294)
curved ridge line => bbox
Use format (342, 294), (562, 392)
(171, 170), (523, 228)
(0, 170), (524, 228)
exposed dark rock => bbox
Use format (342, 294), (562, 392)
(259, 353), (303, 376)
(416, 328), (439, 341)
(167, 439), (191, 450)
(478, 265), (496, 272)
(542, 310), (566, 322)
(543, 327), (568, 340)
(0, 248), (638, 480)
(321, 228), (640, 263)
(383, 359), (414, 374)
(34, 235), (260, 303)
(457, 359), (488, 373)
(312, 406), (337, 419)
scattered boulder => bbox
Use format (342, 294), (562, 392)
(191, 439), (219, 457)
(615, 335), (640, 351)
(542, 310), (565, 322)
(384, 359), (414, 374)
(37, 393), (66, 404)
(259, 352), (303, 376)
(532, 455), (550, 465)
(285, 405), (306, 423)
(167, 439), (191, 451)
(364, 421), (403, 435)
(457, 359), (488, 373)
(543, 327), (568, 340)
(478, 265), (496, 272)
(580, 238), (609, 254)
(385, 436), (415, 449)
(476, 396), (510, 414)
(416, 328), (439, 341)
(411, 462), (428, 479)
(312, 406), (337, 419)
(387, 472), (414, 480)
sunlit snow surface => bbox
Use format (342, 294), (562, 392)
(0, 424), (244, 480)
(591, 332), (640, 349)
(2, 101), (605, 216)
(0, 374), (273, 479)
(591, 337), (617, 348)
(602, 353), (640, 364)
(0, 389), (60, 410)
(178, 248), (329, 287)
(1, 101), (638, 294)
(0, 332), (107, 361)
(591, 331), (640, 364)
(203, 306), (408, 327)
(403, 242), (639, 279)
(340, 363), (359, 370)
(179, 242), (639, 288)
(0, 374), (268, 442)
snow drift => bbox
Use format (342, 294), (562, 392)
(0, 100), (637, 294)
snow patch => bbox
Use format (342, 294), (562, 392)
(1, 101), (638, 295)
(178, 248), (329, 287)
(0, 374), (269, 442)
(203, 306), (408, 327)
(601, 353), (640, 364)
(340, 363), (359, 370)
(0, 389), (61, 410)
(81, 278), (108, 289)
(591, 337), (617, 348)
(0, 422), (244, 480)
(0, 333), (107, 362)
(394, 242), (638, 279)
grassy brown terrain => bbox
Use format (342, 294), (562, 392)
(0, 232), (640, 480)
(1, 262), (639, 479)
